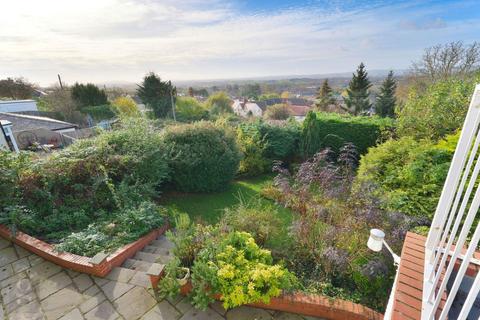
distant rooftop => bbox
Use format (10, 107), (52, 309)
(0, 112), (77, 132)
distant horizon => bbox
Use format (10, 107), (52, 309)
(1, 0), (479, 86)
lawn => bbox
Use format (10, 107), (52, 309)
(161, 174), (293, 249)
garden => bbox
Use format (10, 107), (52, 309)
(1, 70), (479, 315)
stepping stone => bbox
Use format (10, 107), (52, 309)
(35, 271), (72, 300)
(180, 307), (224, 320)
(100, 280), (134, 301)
(84, 300), (119, 320)
(26, 261), (62, 285)
(226, 306), (272, 320)
(40, 286), (83, 320)
(105, 267), (136, 283)
(113, 286), (156, 320)
(0, 247), (17, 267)
(142, 300), (181, 320)
(8, 300), (45, 320)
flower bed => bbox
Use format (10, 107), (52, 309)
(0, 223), (169, 277)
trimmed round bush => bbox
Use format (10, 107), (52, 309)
(163, 121), (241, 192)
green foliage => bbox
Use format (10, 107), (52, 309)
(396, 73), (480, 140)
(355, 136), (454, 218)
(112, 96), (140, 117)
(375, 71), (397, 118)
(237, 120), (300, 175)
(71, 83), (109, 108)
(175, 97), (209, 122)
(205, 92), (232, 115)
(81, 105), (116, 121)
(258, 93), (280, 101)
(137, 72), (176, 118)
(301, 111), (395, 156)
(264, 104), (290, 120)
(163, 121), (241, 192)
(344, 63), (372, 115)
(315, 79), (336, 110)
(241, 83), (261, 100)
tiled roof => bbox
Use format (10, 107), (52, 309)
(0, 112), (77, 132)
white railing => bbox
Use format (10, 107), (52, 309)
(423, 84), (480, 320)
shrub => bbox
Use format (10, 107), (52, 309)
(71, 83), (108, 108)
(175, 97), (209, 122)
(355, 136), (454, 218)
(163, 121), (241, 192)
(237, 120), (300, 175)
(264, 104), (290, 120)
(301, 111), (395, 156)
(112, 96), (140, 117)
(397, 73), (480, 140)
(205, 92), (232, 115)
(81, 105), (116, 121)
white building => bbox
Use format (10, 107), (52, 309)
(0, 120), (19, 152)
(0, 100), (38, 113)
(232, 99), (264, 117)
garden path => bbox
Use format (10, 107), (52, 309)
(0, 237), (324, 320)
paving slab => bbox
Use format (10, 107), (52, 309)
(225, 306), (272, 320)
(0, 265), (13, 282)
(14, 244), (31, 258)
(175, 297), (193, 314)
(274, 312), (305, 320)
(35, 271), (72, 300)
(0, 272), (27, 289)
(80, 292), (107, 314)
(59, 308), (84, 320)
(128, 272), (151, 288)
(12, 257), (30, 274)
(27, 261), (62, 285)
(7, 300), (45, 320)
(73, 274), (94, 293)
(180, 307), (224, 320)
(1, 278), (33, 304)
(84, 300), (119, 320)
(142, 300), (181, 320)
(4, 290), (37, 314)
(0, 239), (10, 250)
(100, 280), (134, 302)
(40, 286), (84, 320)
(113, 286), (157, 320)
(0, 247), (18, 267)
(105, 267), (136, 283)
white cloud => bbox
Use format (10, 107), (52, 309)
(0, 0), (479, 86)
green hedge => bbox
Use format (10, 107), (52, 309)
(163, 121), (241, 192)
(301, 112), (395, 156)
(81, 104), (116, 121)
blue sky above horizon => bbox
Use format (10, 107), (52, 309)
(1, 0), (479, 86)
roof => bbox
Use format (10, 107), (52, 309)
(288, 105), (311, 116)
(0, 99), (36, 105)
(0, 120), (12, 126)
(0, 112), (77, 133)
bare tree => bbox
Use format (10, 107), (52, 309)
(412, 41), (480, 81)
(0, 77), (36, 99)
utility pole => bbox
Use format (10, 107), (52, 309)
(171, 86), (176, 122)
(57, 74), (63, 89)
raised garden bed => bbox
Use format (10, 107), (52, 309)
(0, 223), (169, 277)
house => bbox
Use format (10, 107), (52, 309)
(232, 99), (264, 117)
(287, 105), (311, 121)
(0, 99), (38, 113)
(232, 97), (313, 118)
(0, 112), (77, 150)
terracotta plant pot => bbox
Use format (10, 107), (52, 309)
(176, 267), (190, 286)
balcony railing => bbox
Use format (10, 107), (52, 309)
(423, 84), (480, 319)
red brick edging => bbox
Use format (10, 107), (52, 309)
(177, 282), (383, 320)
(0, 223), (169, 277)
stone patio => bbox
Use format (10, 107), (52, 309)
(0, 238), (325, 320)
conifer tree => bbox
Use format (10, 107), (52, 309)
(375, 71), (397, 118)
(301, 111), (322, 158)
(315, 79), (336, 110)
(344, 63), (372, 115)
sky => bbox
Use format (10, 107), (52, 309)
(1, 0), (479, 86)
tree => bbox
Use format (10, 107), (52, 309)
(264, 104), (290, 120)
(136, 72), (176, 118)
(71, 83), (108, 108)
(188, 87), (194, 97)
(205, 92), (232, 114)
(412, 41), (480, 82)
(315, 79), (336, 110)
(280, 91), (290, 100)
(258, 93), (280, 101)
(241, 83), (261, 99)
(375, 71), (397, 118)
(397, 72), (480, 140)
(175, 97), (208, 122)
(39, 87), (85, 124)
(112, 96), (140, 117)
(0, 77), (35, 99)
(344, 63), (372, 115)
(301, 111), (322, 158)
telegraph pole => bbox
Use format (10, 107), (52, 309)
(57, 74), (63, 89)
(171, 86), (176, 122)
